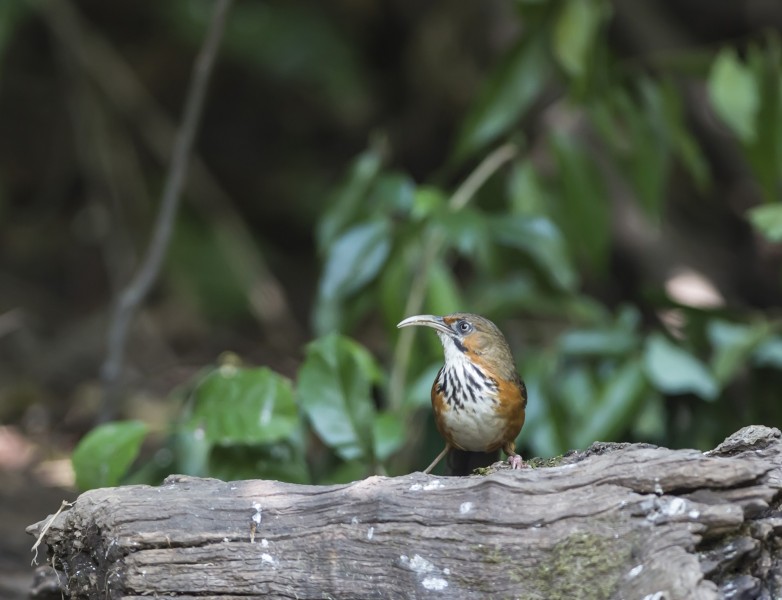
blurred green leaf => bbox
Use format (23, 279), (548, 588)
(753, 335), (782, 368)
(559, 306), (640, 356)
(172, 1), (369, 121)
(208, 443), (310, 484)
(318, 461), (368, 484)
(72, 421), (147, 490)
(169, 220), (248, 321)
(187, 366), (298, 445)
(508, 160), (549, 215)
(660, 78), (711, 191)
(707, 319), (772, 384)
(744, 39), (782, 202)
(315, 218), (392, 333)
(631, 80), (671, 218)
(573, 359), (647, 448)
(591, 83), (669, 219)
(550, 133), (609, 269)
(425, 260), (463, 317)
(319, 219), (392, 298)
(517, 354), (566, 456)
(632, 391), (666, 440)
(317, 148), (383, 252)
(553, 0), (607, 78)
(171, 426), (211, 477)
(437, 208), (492, 264)
(405, 363), (442, 409)
(378, 246), (413, 329)
(492, 214), (578, 290)
(708, 48), (759, 143)
(371, 172), (416, 214)
(643, 333), (718, 400)
(452, 33), (549, 163)
(373, 412), (406, 462)
(747, 204), (782, 242)
(559, 329), (638, 356)
(0, 2), (27, 68)
(558, 365), (597, 423)
(297, 334), (380, 461)
(412, 186), (448, 222)
(471, 274), (537, 315)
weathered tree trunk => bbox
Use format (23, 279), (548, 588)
(27, 426), (782, 600)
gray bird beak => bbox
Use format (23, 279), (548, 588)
(397, 314), (451, 336)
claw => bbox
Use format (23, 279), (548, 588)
(508, 454), (524, 470)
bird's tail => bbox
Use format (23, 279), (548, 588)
(447, 449), (500, 476)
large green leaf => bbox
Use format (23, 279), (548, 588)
(643, 334), (718, 400)
(297, 334), (380, 461)
(72, 420), (148, 490)
(452, 32), (549, 164)
(707, 48), (759, 143)
(491, 214), (578, 290)
(187, 366), (299, 445)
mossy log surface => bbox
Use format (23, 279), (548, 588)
(27, 426), (782, 600)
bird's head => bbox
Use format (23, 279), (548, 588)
(397, 313), (517, 379)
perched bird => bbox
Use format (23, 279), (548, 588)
(397, 313), (527, 475)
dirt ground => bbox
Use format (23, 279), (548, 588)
(0, 470), (75, 599)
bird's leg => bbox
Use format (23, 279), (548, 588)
(424, 444), (451, 474)
(503, 441), (525, 470)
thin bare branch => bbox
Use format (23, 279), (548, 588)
(36, 0), (303, 352)
(99, 0), (233, 419)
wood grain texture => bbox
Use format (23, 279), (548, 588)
(27, 426), (782, 600)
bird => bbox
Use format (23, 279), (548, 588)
(397, 312), (527, 475)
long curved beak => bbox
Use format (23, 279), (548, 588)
(396, 314), (451, 336)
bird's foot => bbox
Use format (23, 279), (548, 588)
(507, 454), (525, 470)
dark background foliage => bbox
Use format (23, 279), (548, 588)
(1, 0), (782, 596)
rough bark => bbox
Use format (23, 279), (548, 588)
(27, 425), (782, 600)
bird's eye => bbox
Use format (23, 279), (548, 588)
(457, 320), (472, 333)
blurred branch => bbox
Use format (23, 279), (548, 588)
(389, 143), (518, 410)
(35, 0), (304, 354)
(93, 0), (231, 419)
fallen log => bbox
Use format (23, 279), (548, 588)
(27, 425), (782, 600)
